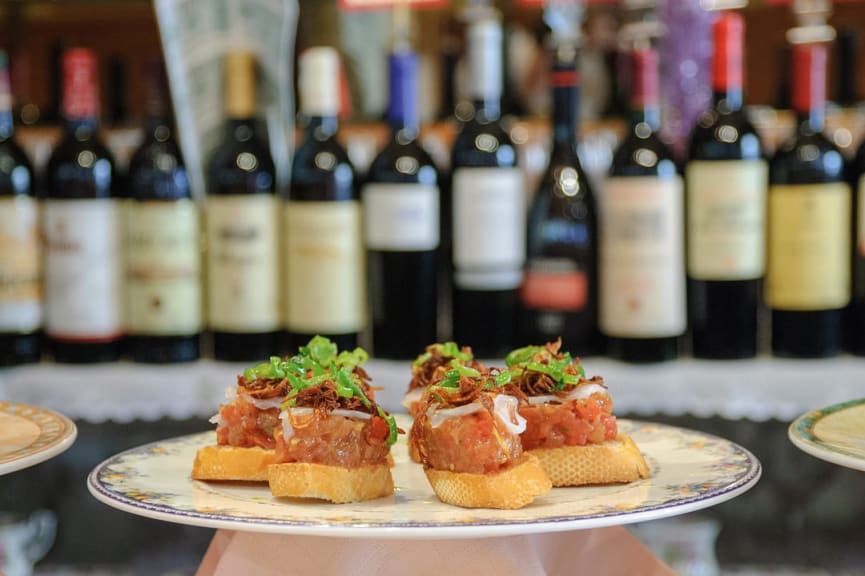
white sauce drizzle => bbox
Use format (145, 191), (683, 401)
(493, 394), (527, 434)
(240, 394), (284, 411)
(278, 407), (373, 442)
(427, 396), (527, 434)
(279, 410), (293, 442)
(428, 403), (485, 429)
(525, 383), (608, 405)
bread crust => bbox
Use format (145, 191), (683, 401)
(424, 454), (552, 509)
(530, 433), (650, 487)
(191, 445), (275, 482)
(268, 462), (394, 503)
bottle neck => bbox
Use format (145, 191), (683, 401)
(629, 48), (660, 132)
(712, 13), (745, 115)
(792, 43), (827, 135)
(0, 55), (12, 141)
(390, 122), (417, 142)
(796, 107), (825, 134)
(0, 110), (12, 141)
(713, 88), (743, 112)
(144, 115), (173, 141)
(388, 52), (419, 139)
(62, 49), (100, 133)
(466, 18), (503, 123)
(306, 114), (339, 139)
(472, 97), (501, 122)
(66, 117), (99, 139)
(629, 106), (660, 132)
(551, 68), (579, 152)
(224, 117), (257, 143)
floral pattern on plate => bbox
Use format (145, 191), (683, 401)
(789, 399), (865, 471)
(0, 401), (77, 476)
(87, 418), (760, 538)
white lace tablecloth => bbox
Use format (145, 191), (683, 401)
(1, 357), (864, 423)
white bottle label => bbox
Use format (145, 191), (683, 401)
(600, 176), (686, 338)
(0, 197), (41, 332)
(686, 160), (767, 280)
(124, 200), (201, 335)
(44, 199), (122, 340)
(452, 167), (525, 290)
(205, 195), (280, 333)
(284, 201), (365, 334)
(363, 183), (439, 251)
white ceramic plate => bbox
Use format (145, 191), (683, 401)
(0, 401), (77, 476)
(88, 417), (760, 539)
(789, 399), (865, 471)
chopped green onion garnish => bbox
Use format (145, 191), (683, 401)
(450, 360), (480, 378)
(377, 406), (398, 446)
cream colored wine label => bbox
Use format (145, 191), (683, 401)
(284, 201), (365, 333)
(767, 183), (850, 311)
(600, 176), (686, 338)
(0, 197), (41, 332)
(686, 159), (767, 280)
(205, 195), (280, 332)
(44, 199), (122, 339)
(124, 200), (201, 335)
(857, 175), (865, 259)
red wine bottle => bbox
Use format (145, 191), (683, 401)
(364, 50), (439, 358)
(768, 43), (849, 358)
(600, 47), (684, 363)
(285, 47), (361, 353)
(44, 48), (122, 363)
(124, 60), (200, 363)
(206, 52), (279, 361)
(0, 51), (40, 365)
(686, 12), (766, 359)
(519, 42), (599, 355)
(450, 16), (524, 358)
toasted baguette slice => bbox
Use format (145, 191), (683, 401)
(530, 433), (650, 487)
(191, 445), (275, 482)
(424, 454), (552, 510)
(268, 462), (394, 503)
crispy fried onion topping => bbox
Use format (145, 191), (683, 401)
(409, 344), (483, 391)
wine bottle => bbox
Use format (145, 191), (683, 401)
(519, 42), (599, 355)
(205, 52), (279, 361)
(124, 60), (200, 363)
(768, 43), (849, 358)
(0, 51), (40, 365)
(44, 48), (122, 363)
(450, 16), (524, 358)
(600, 47), (684, 363)
(686, 12), (767, 359)
(364, 50), (439, 358)
(285, 47), (362, 353)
